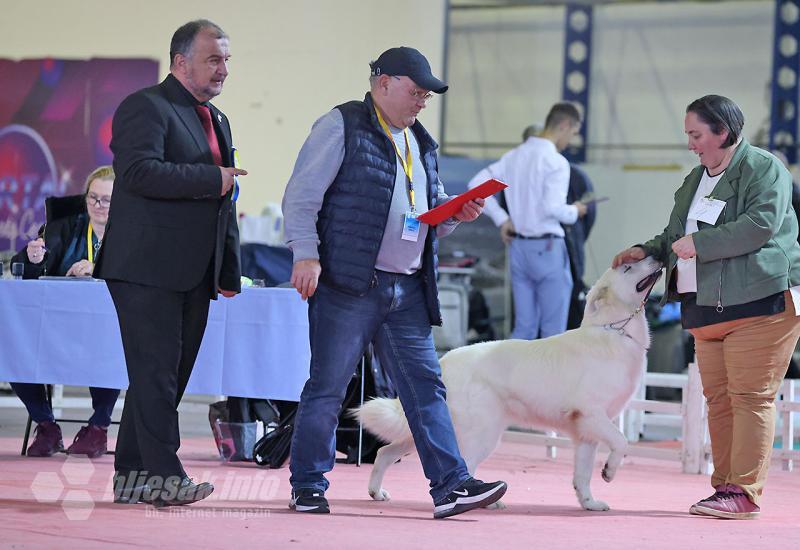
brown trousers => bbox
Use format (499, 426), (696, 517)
(689, 291), (800, 505)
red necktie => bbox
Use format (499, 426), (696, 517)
(195, 105), (223, 166)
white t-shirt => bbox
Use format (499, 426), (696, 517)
(676, 169), (724, 294)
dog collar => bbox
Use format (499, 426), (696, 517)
(601, 307), (647, 349)
(600, 287), (653, 348)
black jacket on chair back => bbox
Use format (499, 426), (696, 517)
(10, 197), (88, 279)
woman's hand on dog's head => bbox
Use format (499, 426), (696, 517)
(612, 246), (646, 268)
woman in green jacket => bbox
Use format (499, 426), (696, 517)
(613, 95), (800, 520)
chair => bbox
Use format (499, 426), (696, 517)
(44, 194), (85, 223)
(20, 194), (119, 455)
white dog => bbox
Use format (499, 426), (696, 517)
(355, 257), (663, 511)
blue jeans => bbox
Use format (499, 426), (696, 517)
(510, 237), (573, 340)
(11, 382), (120, 427)
(289, 270), (469, 502)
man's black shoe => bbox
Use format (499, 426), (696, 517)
(149, 476), (214, 508)
(433, 477), (507, 519)
(112, 472), (151, 504)
(289, 488), (330, 514)
(114, 484), (152, 504)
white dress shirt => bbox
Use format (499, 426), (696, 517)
(467, 137), (578, 237)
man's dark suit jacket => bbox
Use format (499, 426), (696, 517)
(95, 74), (240, 295)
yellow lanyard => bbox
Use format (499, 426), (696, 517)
(375, 107), (416, 212)
(87, 223), (96, 264)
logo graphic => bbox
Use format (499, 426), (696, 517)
(0, 124), (60, 252)
(29, 456), (282, 521)
(30, 456), (97, 521)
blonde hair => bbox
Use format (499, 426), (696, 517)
(84, 165), (115, 194)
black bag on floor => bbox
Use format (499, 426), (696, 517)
(253, 407), (296, 468)
(252, 347), (396, 467)
(335, 351), (395, 464)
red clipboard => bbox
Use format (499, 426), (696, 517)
(417, 179), (508, 225)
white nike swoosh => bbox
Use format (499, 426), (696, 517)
(453, 489), (469, 496)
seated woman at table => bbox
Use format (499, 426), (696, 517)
(9, 165), (120, 458)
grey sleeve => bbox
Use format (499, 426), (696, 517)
(281, 110), (345, 262)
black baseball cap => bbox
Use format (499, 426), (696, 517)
(369, 47), (448, 94)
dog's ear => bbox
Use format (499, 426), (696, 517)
(585, 284), (609, 316)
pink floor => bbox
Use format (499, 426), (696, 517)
(2, 435), (798, 549)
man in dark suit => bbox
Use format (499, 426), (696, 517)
(94, 19), (246, 507)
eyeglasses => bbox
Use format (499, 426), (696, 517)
(86, 193), (111, 208)
(391, 76), (433, 102)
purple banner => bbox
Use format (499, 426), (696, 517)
(0, 58), (158, 253)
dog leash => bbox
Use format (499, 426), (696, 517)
(601, 276), (659, 349)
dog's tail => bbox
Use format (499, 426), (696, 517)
(349, 398), (411, 443)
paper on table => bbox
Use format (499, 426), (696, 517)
(417, 179), (508, 225)
(38, 276), (99, 282)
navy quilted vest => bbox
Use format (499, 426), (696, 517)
(317, 93), (442, 325)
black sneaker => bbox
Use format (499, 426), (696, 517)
(433, 477), (507, 519)
(289, 488), (330, 514)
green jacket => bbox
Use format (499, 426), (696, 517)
(641, 140), (800, 308)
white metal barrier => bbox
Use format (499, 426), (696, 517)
(508, 364), (800, 475)
(622, 363), (711, 474)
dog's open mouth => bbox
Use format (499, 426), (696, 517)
(636, 269), (663, 293)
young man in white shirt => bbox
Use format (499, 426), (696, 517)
(468, 102), (587, 339)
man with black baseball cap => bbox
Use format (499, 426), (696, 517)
(369, 46), (449, 94)
(282, 46), (507, 519)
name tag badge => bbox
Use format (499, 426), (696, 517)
(401, 212), (420, 242)
(688, 197), (726, 225)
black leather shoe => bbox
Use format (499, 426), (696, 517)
(113, 473), (152, 504)
(149, 476), (214, 508)
(114, 484), (151, 504)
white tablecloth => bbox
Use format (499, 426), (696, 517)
(0, 280), (310, 400)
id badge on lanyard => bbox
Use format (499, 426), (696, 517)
(402, 211), (420, 242)
(376, 107), (420, 242)
(688, 196), (725, 225)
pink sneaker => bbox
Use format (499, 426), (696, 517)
(66, 425), (108, 459)
(689, 485), (726, 515)
(694, 484), (760, 519)
(27, 421), (64, 457)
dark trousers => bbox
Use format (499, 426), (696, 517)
(106, 272), (211, 479)
(11, 382), (119, 427)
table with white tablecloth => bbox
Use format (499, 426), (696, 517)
(0, 280), (310, 400)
